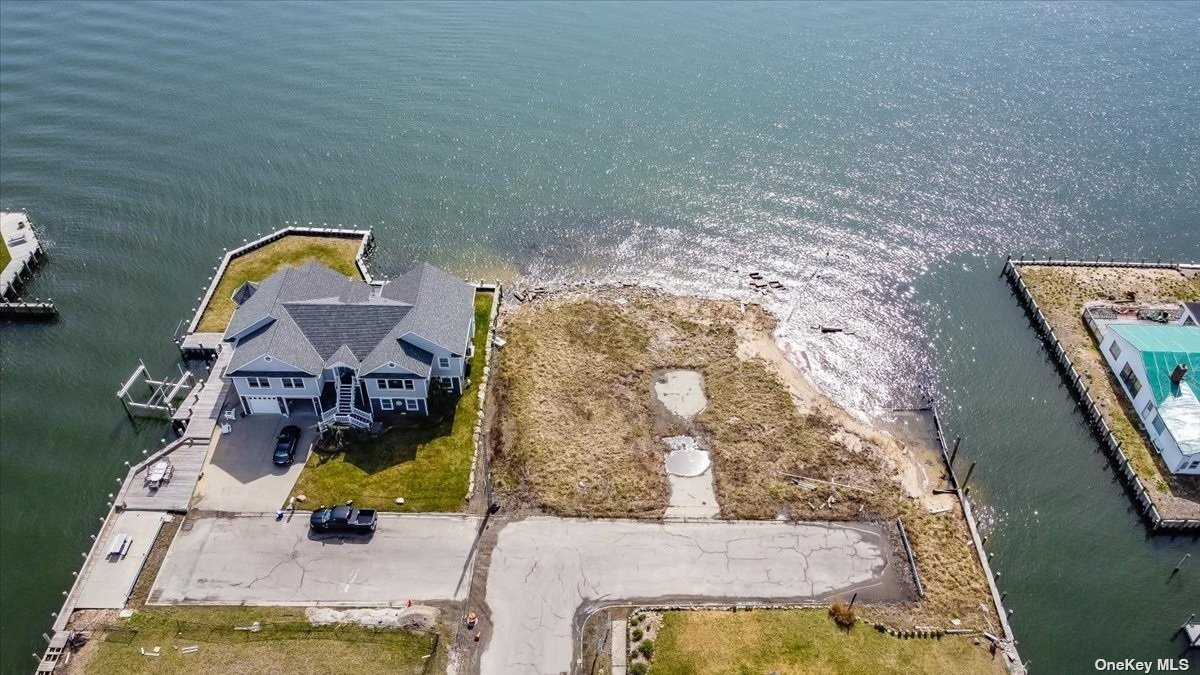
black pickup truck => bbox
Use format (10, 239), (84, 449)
(309, 505), (378, 533)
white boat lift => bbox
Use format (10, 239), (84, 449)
(117, 360), (195, 418)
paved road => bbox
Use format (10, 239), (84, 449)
(480, 518), (900, 675)
(150, 513), (481, 605)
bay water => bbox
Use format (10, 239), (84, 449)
(2, 2), (1198, 672)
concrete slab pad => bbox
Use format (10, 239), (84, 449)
(192, 414), (318, 512)
(482, 518), (901, 674)
(75, 511), (169, 609)
(150, 513), (481, 606)
(653, 369), (707, 418)
(665, 471), (719, 519)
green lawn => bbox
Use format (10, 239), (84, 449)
(291, 291), (494, 512)
(81, 606), (441, 675)
(649, 610), (1006, 675)
(195, 234), (363, 333)
(0, 240), (11, 270)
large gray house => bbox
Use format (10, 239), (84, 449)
(222, 260), (476, 428)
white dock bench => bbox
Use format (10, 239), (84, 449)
(107, 534), (132, 559)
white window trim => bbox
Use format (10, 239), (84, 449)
(438, 357), (451, 369)
(246, 377), (269, 389)
(405, 398), (419, 411)
(380, 399), (394, 411)
(281, 377), (304, 389)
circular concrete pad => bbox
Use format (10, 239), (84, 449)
(663, 436), (711, 477)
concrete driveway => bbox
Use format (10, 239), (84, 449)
(480, 518), (902, 675)
(150, 513), (482, 606)
(191, 414), (318, 512)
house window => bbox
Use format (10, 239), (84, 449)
(405, 398), (419, 411)
(438, 357), (450, 369)
(1143, 400), (1156, 418)
(441, 377), (454, 387)
(1119, 363), (1142, 397)
(1108, 341), (1121, 359)
(281, 377), (304, 389)
(1190, 460), (1200, 469)
(246, 377), (269, 388)
(1150, 414), (1166, 435)
(383, 379), (415, 390)
(380, 399), (394, 411)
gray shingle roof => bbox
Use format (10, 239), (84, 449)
(224, 260), (473, 377)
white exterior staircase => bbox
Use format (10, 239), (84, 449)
(323, 375), (373, 429)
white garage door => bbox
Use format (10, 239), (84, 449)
(245, 396), (282, 415)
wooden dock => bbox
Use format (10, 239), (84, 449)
(1, 211), (57, 320)
(0, 301), (56, 319)
(118, 346), (233, 512)
(1, 211), (47, 300)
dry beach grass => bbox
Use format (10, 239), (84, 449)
(492, 288), (994, 629)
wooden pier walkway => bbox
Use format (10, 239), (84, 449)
(118, 346), (234, 512)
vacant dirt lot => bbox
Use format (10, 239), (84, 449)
(1017, 264), (1200, 519)
(492, 287), (994, 629)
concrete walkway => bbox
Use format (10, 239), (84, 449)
(480, 518), (900, 675)
(150, 513), (481, 606)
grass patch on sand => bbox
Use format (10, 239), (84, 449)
(494, 289), (993, 628)
(195, 235), (363, 333)
(649, 609), (1005, 675)
(290, 292), (493, 512)
(1017, 265), (1200, 517)
(0, 240), (11, 270)
(73, 606), (440, 675)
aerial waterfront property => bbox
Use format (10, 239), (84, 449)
(223, 260), (477, 425)
(5, 2), (1200, 673)
(1010, 261), (1200, 529)
(1096, 323), (1200, 475)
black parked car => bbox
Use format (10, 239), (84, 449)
(272, 425), (302, 465)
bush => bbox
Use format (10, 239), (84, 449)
(638, 639), (655, 659)
(629, 663), (648, 675)
(631, 627), (644, 641)
(829, 600), (856, 628)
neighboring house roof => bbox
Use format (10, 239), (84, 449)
(224, 260), (474, 377)
(1184, 302), (1200, 325)
(1110, 324), (1200, 457)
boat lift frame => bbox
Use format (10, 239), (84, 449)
(117, 360), (195, 419)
